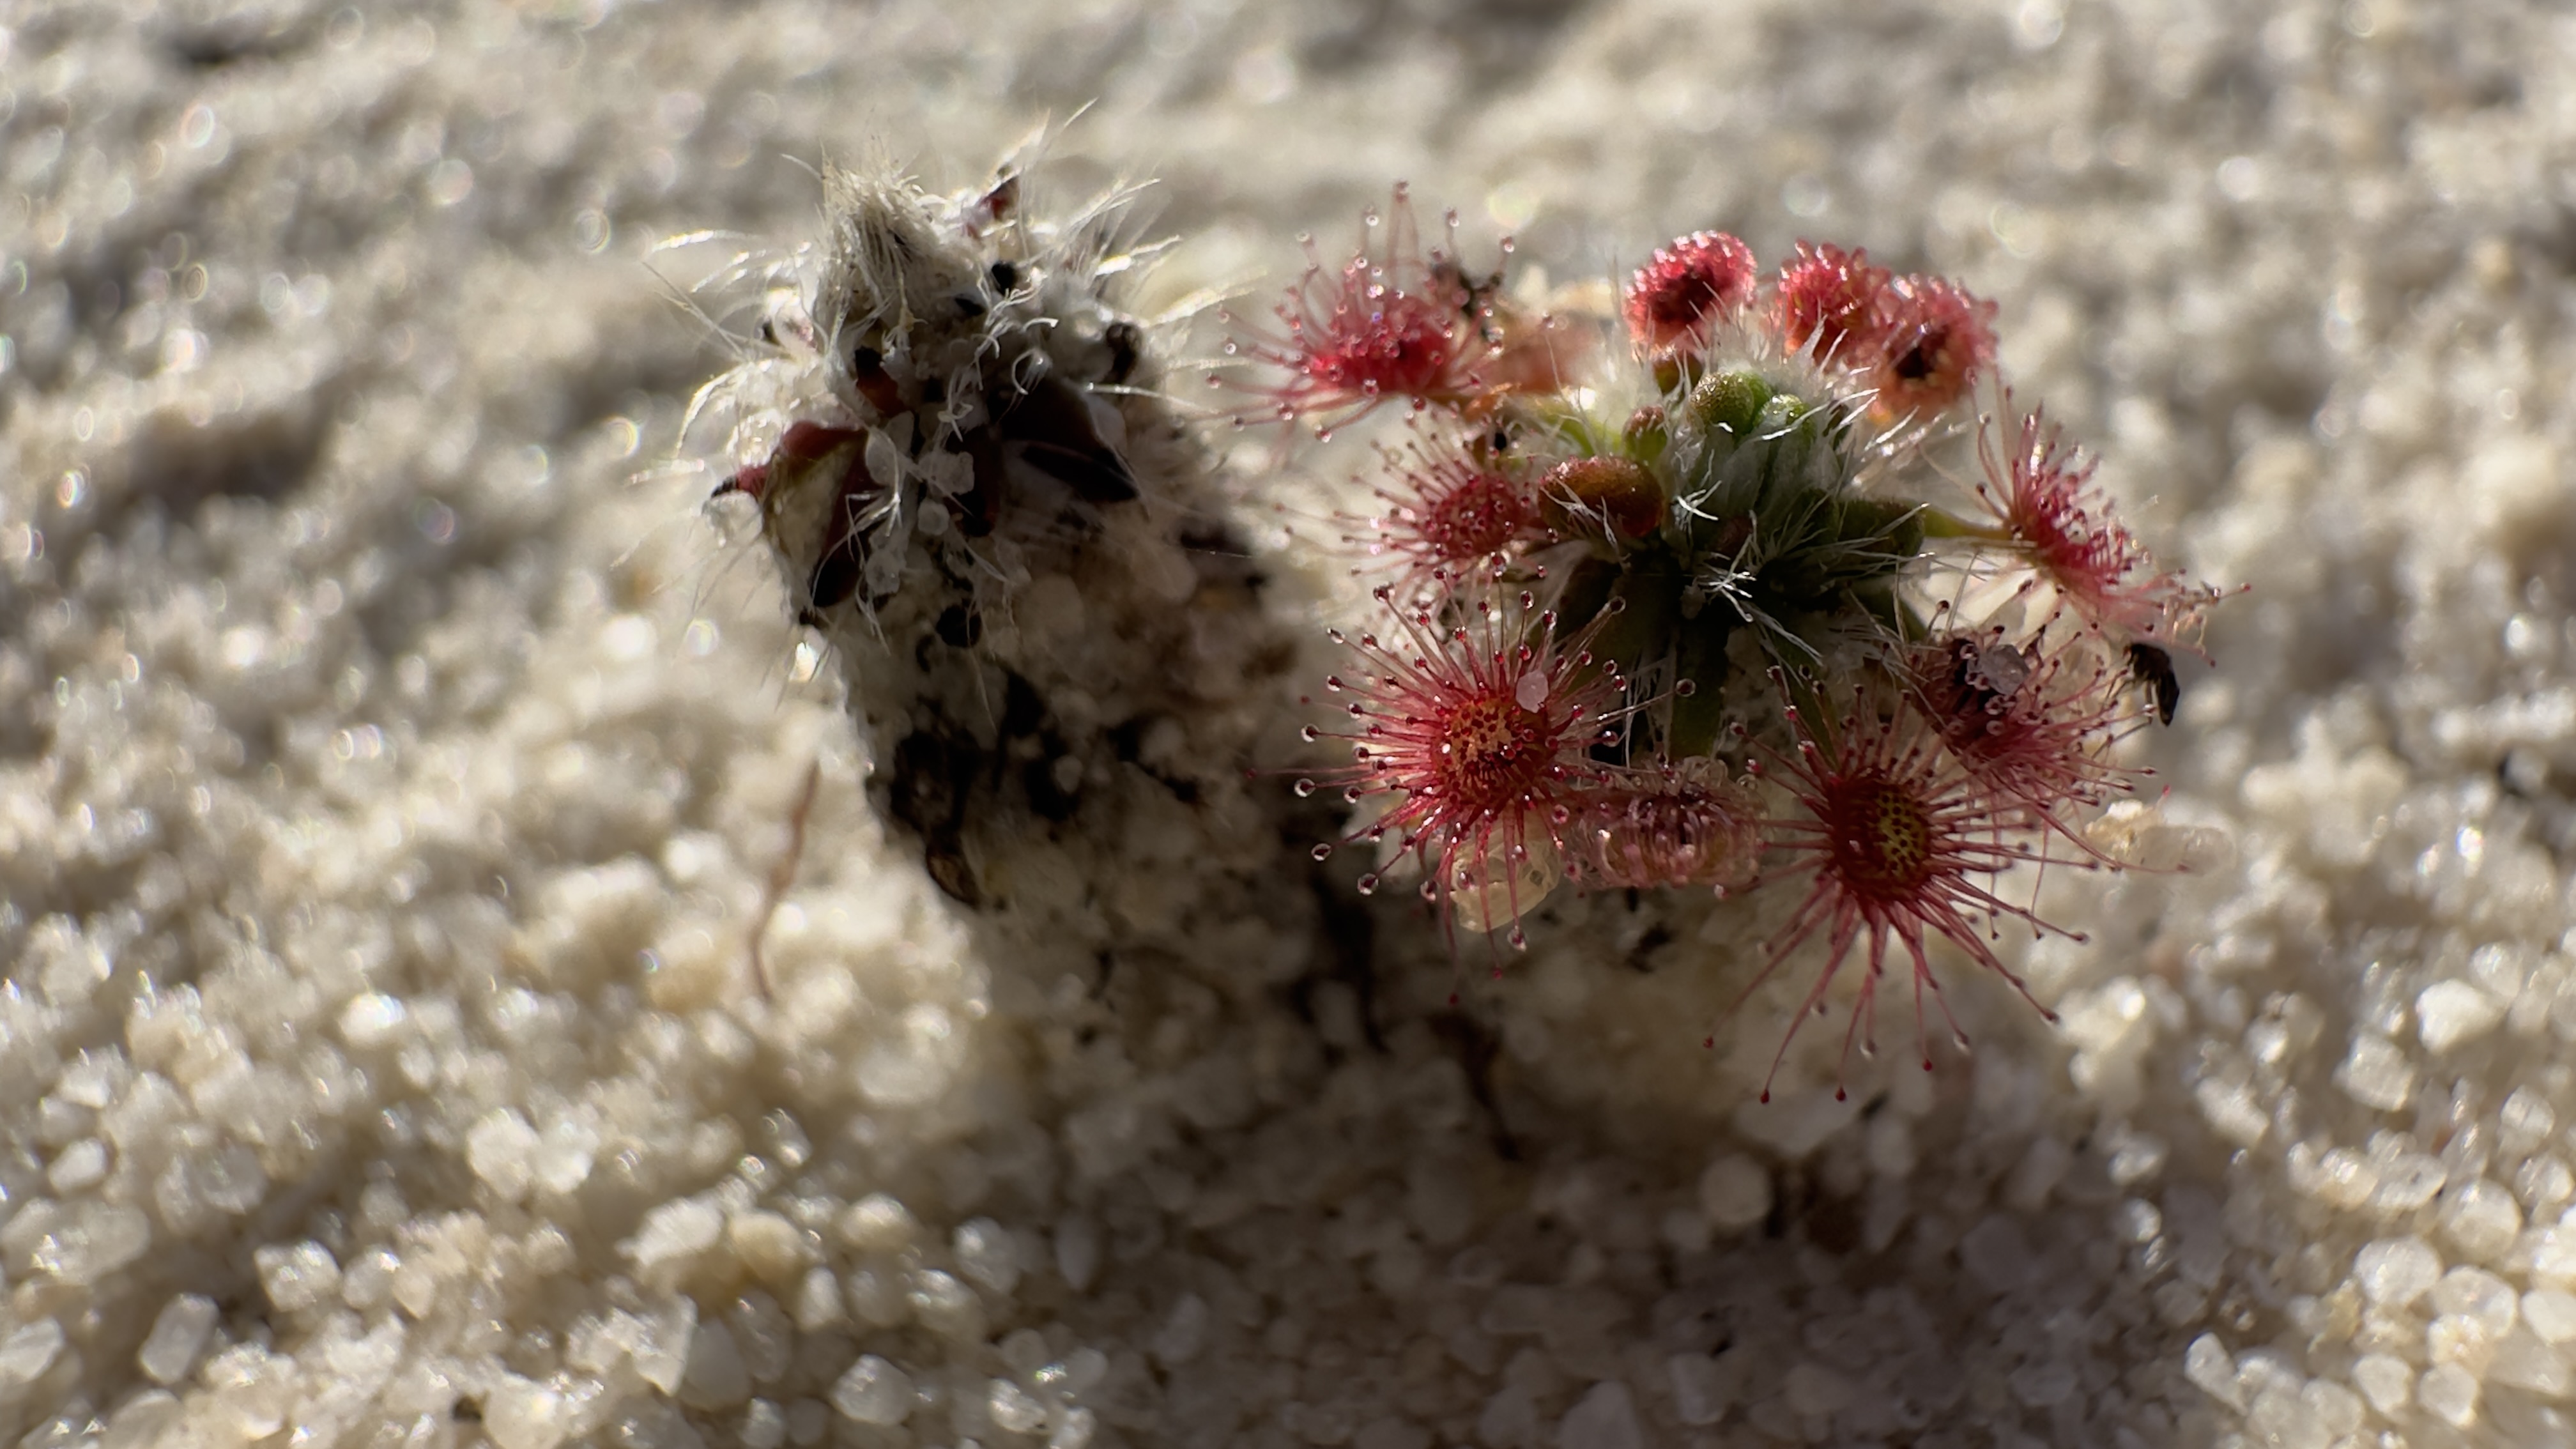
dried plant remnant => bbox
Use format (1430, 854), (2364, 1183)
(746, 756), (825, 999)
(686, 142), (1280, 912)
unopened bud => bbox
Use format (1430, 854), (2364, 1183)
(1687, 369), (1772, 440)
(1544, 456), (1666, 539)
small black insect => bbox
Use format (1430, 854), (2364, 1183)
(849, 345), (901, 414)
(2127, 642), (2181, 726)
(986, 369), (1138, 503)
(1101, 319), (1141, 387)
(933, 603), (982, 648)
(886, 721), (985, 905)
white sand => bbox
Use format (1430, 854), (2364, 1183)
(6, 1), (2575, 1446)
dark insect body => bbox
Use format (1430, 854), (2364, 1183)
(2126, 642), (2179, 726)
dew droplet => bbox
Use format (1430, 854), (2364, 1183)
(1300, 726), (1321, 742)
(1311, 843), (1334, 861)
(1514, 669), (1550, 711)
(1294, 778), (1317, 797)
(1355, 873), (1379, 894)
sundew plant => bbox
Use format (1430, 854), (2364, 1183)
(1228, 190), (2234, 1095)
(691, 160), (2232, 1101)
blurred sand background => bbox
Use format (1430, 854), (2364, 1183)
(6, 1), (2576, 1446)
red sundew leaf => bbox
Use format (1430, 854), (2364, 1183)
(1218, 185), (1492, 434)
(1297, 585), (1636, 952)
(1572, 762), (1764, 894)
(1903, 622), (2149, 854)
(1352, 434), (1557, 592)
(1624, 231), (1758, 354)
(1975, 407), (2230, 645)
(1774, 241), (1894, 365)
(1868, 274), (1996, 421)
(1736, 689), (2087, 1103)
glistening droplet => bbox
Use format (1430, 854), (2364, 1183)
(1514, 669), (1549, 710)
